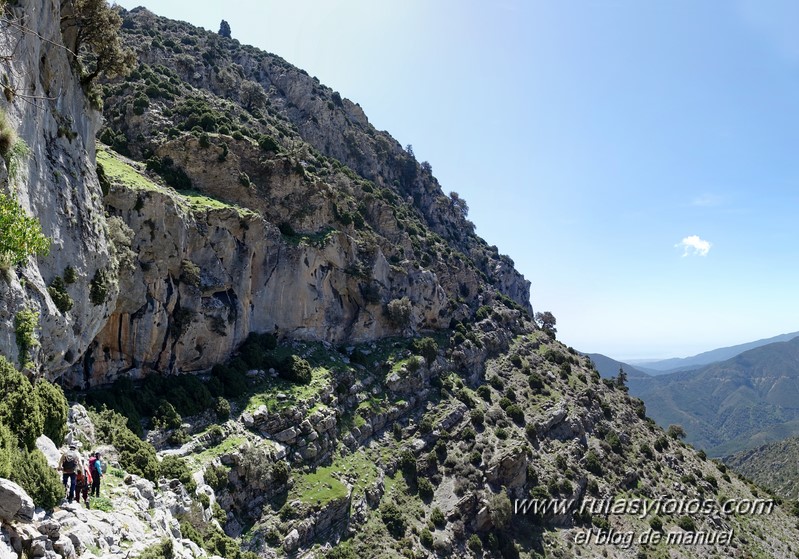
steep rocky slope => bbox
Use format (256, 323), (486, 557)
(0, 0), (119, 374)
(70, 5), (534, 383)
(726, 436), (799, 500)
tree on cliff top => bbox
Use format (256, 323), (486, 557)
(59, 0), (135, 87)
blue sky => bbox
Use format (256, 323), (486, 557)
(115, 1), (799, 360)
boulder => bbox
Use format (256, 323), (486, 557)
(0, 479), (34, 523)
(283, 528), (300, 552)
(35, 435), (61, 469)
(52, 536), (75, 559)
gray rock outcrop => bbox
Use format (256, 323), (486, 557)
(0, 0), (117, 377)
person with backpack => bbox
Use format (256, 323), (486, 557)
(57, 444), (83, 503)
(74, 465), (91, 506)
(89, 451), (103, 498)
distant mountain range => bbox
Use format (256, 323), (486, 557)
(629, 331), (799, 375)
(625, 336), (799, 456)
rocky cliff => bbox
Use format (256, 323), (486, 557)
(70, 6), (533, 383)
(0, 0), (117, 375)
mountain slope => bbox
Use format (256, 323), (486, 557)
(726, 436), (799, 499)
(635, 331), (799, 374)
(2, 3), (799, 559)
(632, 337), (799, 456)
(75, 5), (533, 383)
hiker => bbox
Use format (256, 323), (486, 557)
(89, 451), (103, 498)
(57, 443), (83, 503)
(75, 465), (91, 506)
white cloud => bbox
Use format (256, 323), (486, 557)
(676, 235), (712, 257)
(691, 194), (723, 207)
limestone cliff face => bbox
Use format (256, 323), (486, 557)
(75, 149), (450, 384)
(0, 0), (116, 374)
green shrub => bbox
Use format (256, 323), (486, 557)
(258, 135), (280, 152)
(468, 534), (483, 552)
(411, 337), (438, 364)
(0, 422), (14, 478)
(63, 265), (78, 284)
(585, 450), (602, 475)
(167, 427), (190, 446)
(528, 372), (544, 390)
(160, 455), (196, 493)
(475, 305), (492, 321)
(89, 268), (112, 305)
(214, 397), (230, 421)
(417, 476), (434, 500)
(470, 450), (482, 465)
(488, 491), (512, 530)
(325, 542), (357, 559)
(649, 516), (663, 532)
(418, 415), (434, 434)
(153, 401), (182, 430)
(398, 450), (416, 478)
(212, 364), (248, 398)
(48, 276), (73, 313)
(137, 539), (174, 559)
(406, 355), (422, 373)
(677, 515), (696, 531)
(90, 407), (159, 480)
(33, 380), (68, 446)
(469, 408), (485, 427)
(13, 309), (39, 369)
(420, 527), (433, 548)
(430, 506), (446, 528)
(476, 385), (492, 402)
(280, 355), (312, 385)
(605, 431), (623, 454)
(386, 297), (412, 328)
(204, 464), (229, 491)
(271, 460), (290, 484)
(0, 110), (16, 158)
(180, 259), (201, 287)
(380, 502), (406, 538)
(505, 404), (524, 424)
(0, 356), (42, 450)
(11, 447), (62, 510)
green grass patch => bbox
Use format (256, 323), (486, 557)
(290, 449), (379, 508)
(176, 189), (257, 217)
(244, 366), (331, 413)
(187, 435), (247, 468)
(90, 495), (113, 512)
(96, 146), (163, 192)
(290, 464), (349, 507)
(281, 227), (338, 249)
